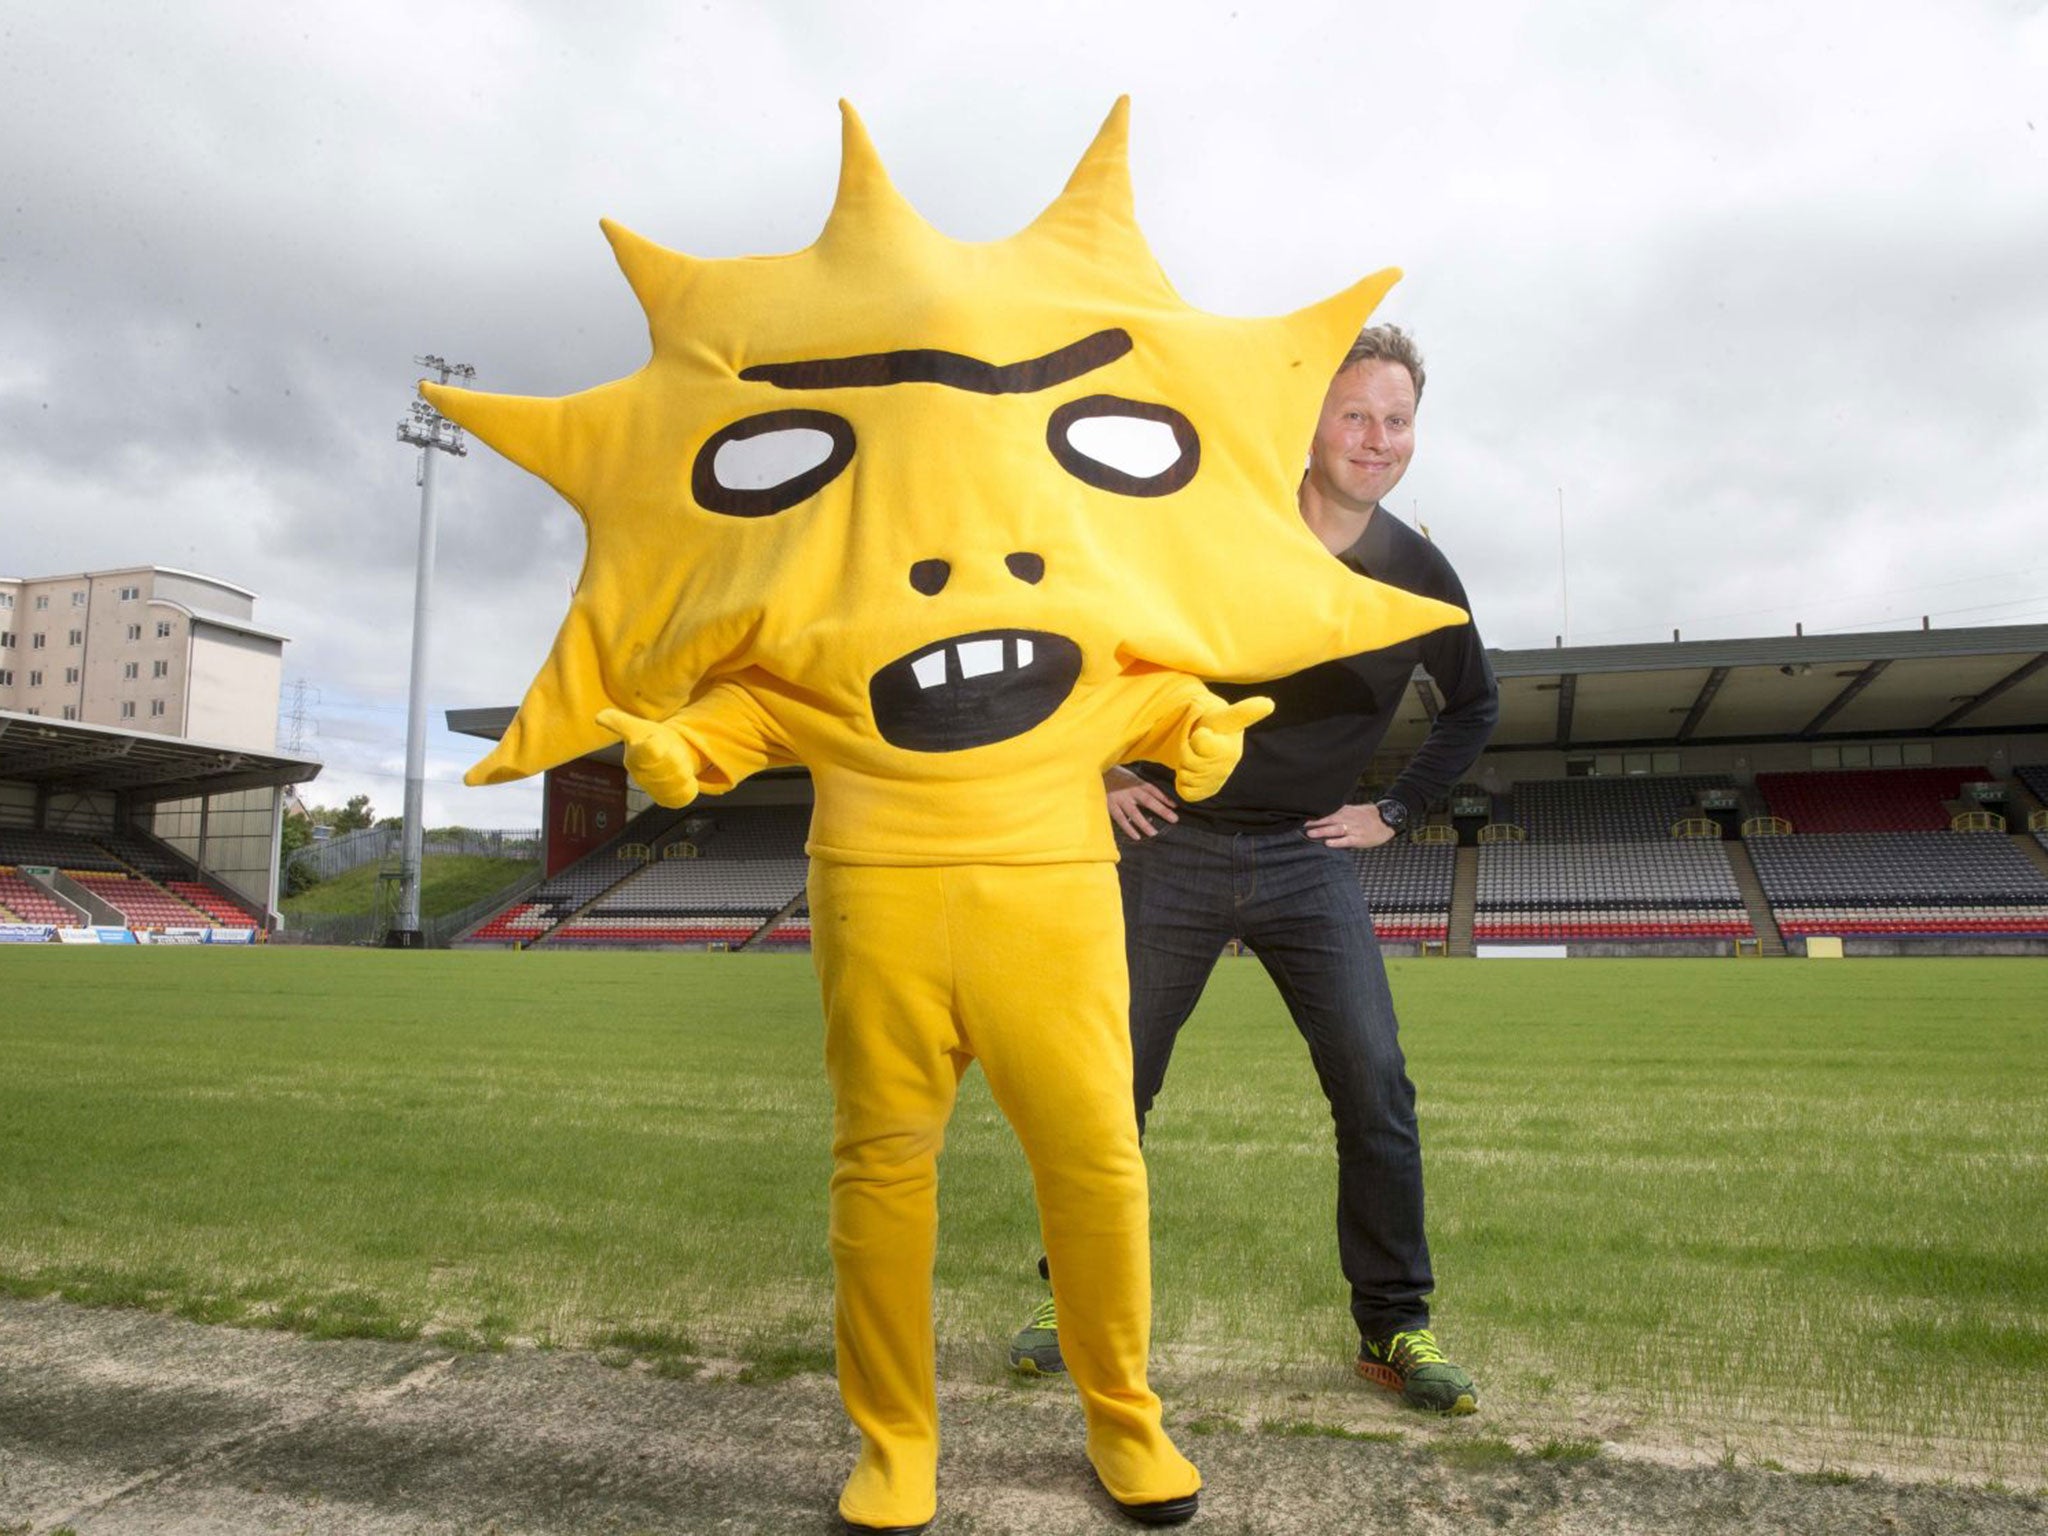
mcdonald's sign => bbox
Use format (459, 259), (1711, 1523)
(544, 760), (628, 875)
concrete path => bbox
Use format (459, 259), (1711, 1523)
(3, 1297), (2042, 1535)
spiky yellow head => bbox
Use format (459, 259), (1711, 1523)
(428, 98), (1462, 785)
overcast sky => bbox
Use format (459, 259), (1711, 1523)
(4, 1), (2044, 829)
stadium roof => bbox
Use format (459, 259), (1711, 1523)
(0, 712), (322, 802)
(1462, 623), (2048, 756)
(449, 622), (2048, 762)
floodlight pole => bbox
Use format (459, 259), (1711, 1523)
(387, 355), (473, 948)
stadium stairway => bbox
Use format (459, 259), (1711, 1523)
(1722, 841), (1787, 956)
(738, 887), (808, 951)
(2016, 830), (2048, 881)
(1448, 846), (1478, 956)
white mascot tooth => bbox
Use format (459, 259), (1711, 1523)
(957, 638), (1004, 678)
(912, 652), (948, 689)
(1016, 637), (1034, 667)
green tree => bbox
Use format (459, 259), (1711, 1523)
(330, 794), (375, 834)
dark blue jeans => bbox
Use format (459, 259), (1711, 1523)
(1120, 821), (1434, 1341)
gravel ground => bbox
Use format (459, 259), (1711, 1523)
(2, 1296), (2043, 1536)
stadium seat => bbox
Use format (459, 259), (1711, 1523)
(1747, 830), (2048, 937)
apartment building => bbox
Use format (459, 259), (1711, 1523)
(0, 567), (285, 753)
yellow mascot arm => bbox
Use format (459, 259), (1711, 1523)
(1116, 674), (1276, 804)
(596, 678), (797, 807)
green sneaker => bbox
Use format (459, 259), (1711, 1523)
(1356, 1327), (1477, 1415)
(1008, 1294), (1065, 1375)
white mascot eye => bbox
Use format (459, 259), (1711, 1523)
(692, 409), (856, 518)
(1045, 394), (1199, 498)
(713, 427), (840, 490)
(1062, 415), (1185, 480)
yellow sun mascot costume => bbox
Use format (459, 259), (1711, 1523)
(427, 100), (1464, 1533)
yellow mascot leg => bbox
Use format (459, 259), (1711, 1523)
(812, 861), (962, 1532)
(950, 862), (1200, 1510)
(810, 860), (1198, 1528)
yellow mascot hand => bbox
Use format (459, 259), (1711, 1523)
(1175, 695), (1275, 803)
(596, 708), (704, 808)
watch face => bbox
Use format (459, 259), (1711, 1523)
(1376, 798), (1408, 829)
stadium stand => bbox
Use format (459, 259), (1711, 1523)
(1502, 775), (1739, 842)
(0, 825), (262, 929)
(1351, 840), (1454, 943)
(0, 829), (126, 872)
(1754, 767), (1988, 833)
(67, 871), (217, 930)
(1473, 838), (1752, 942)
(1745, 830), (2048, 937)
(547, 805), (810, 947)
(96, 828), (191, 880)
(0, 868), (83, 926)
(2016, 763), (2048, 808)
(168, 882), (259, 929)
(462, 803), (695, 945)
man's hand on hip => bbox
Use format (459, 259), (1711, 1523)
(1105, 765), (1181, 841)
(1305, 803), (1399, 849)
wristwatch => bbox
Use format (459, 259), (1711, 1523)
(1373, 796), (1410, 834)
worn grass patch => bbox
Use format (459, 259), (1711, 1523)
(1261, 1418), (1404, 1444)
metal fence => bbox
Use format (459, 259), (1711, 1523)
(287, 826), (541, 883)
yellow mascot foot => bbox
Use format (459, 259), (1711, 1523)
(838, 1446), (936, 1536)
(1088, 1431), (1201, 1528)
(1104, 1483), (1200, 1526)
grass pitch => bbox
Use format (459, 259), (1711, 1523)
(2, 948), (2042, 1482)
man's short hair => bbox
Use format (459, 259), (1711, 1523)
(1340, 324), (1425, 404)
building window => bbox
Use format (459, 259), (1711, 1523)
(71, 591), (85, 606)
(28, 669), (42, 687)
(62, 705), (77, 720)
(123, 661), (139, 679)
(67, 629), (82, 647)
(152, 659), (168, 678)
(34, 595), (48, 610)
(31, 633), (45, 649)
(119, 586), (140, 600)
(126, 623), (142, 640)
(120, 701), (136, 719)
(23, 707), (37, 716)
(64, 666), (80, 684)
(156, 620), (173, 638)
(0, 669), (11, 686)
(150, 699), (166, 717)
(0, 593), (12, 609)
(0, 631), (12, 648)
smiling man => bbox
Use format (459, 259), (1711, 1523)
(1012, 325), (1499, 1416)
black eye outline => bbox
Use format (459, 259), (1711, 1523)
(1046, 395), (1200, 497)
(691, 408), (856, 518)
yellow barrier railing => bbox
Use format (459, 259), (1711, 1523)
(617, 842), (651, 861)
(663, 841), (701, 859)
(1411, 824), (1458, 845)
(1670, 818), (1723, 839)
(1742, 816), (1792, 837)
(1477, 823), (1526, 844)
(2033, 808), (2048, 832)
(1950, 810), (2006, 833)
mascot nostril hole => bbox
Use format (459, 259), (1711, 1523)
(1005, 552), (1045, 584)
(909, 559), (951, 596)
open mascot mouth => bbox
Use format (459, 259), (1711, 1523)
(869, 629), (1083, 751)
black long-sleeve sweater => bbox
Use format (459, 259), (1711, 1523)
(1136, 507), (1499, 832)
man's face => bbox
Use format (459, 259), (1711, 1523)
(1306, 358), (1418, 513)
